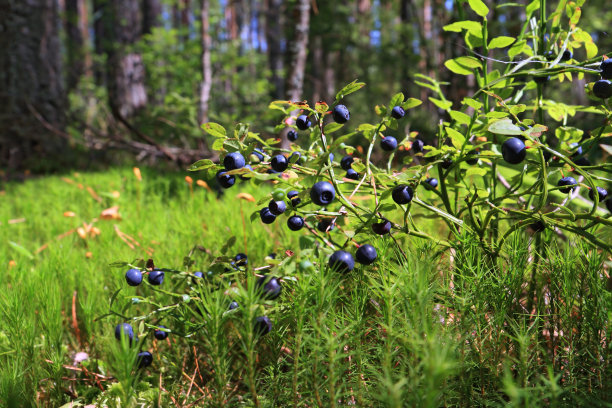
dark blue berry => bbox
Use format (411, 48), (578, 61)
(332, 104), (350, 124)
(254, 316), (273, 335)
(154, 326), (169, 340)
(216, 170), (235, 189)
(287, 190), (301, 207)
(290, 151), (302, 164)
(125, 269), (142, 286)
(501, 137), (527, 164)
(229, 301), (239, 310)
(287, 130), (298, 142)
(137, 351), (153, 368)
(328, 250), (355, 273)
(601, 59), (612, 80)
(234, 253), (248, 267)
(593, 80), (612, 99)
(557, 177), (578, 194)
(346, 169), (359, 180)
(239, 164), (253, 180)
(223, 152), (245, 170)
(340, 155), (354, 170)
(355, 244), (377, 265)
(287, 215), (305, 231)
(251, 148), (265, 162)
(425, 178), (438, 189)
(268, 199), (287, 215)
(372, 220), (392, 235)
(391, 106), (405, 119)
(310, 181), (335, 206)
(588, 187), (608, 202)
(317, 218), (335, 232)
(296, 115), (312, 130)
(381, 136), (398, 151)
(392, 185), (413, 205)
(256, 276), (282, 300)
(193, 271), (203, 278)
(114, 323), (134, 343)
(465, 150), (479, 165)
(411, 139), (424, 153)
(270, 155), (288, 172)
(148, 270), (164, 285)
(561, 50), (572, 61)
(260, 207), (276, 224)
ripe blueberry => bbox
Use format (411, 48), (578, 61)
(154, 326), (169, 340)
(251, 148), (265, 162)
(260, 207), (276, 224)
(216, 170), (235, 189)
(392, 185), (413, 205)
(114, 323), (134, 343)
(290, 151), (302, 165)
(269, 199), (287, 215)
(465, 150), (479, 165)
(381, 136), (398, 151)
(355, 244), (377, 265)
(501, 137), (527, 164)
(148, 270), (165, 285)
(296, 115), (312, 130)
(270, 155), (288, 172)
(601, 59), (612, 80)
(223, 152), (245, 170)
(254, 316), (273, 336)
(287, 130), (298, 142)
(424, 178), (438, 189)
(332, 104), (350, 124)
(593, 80), (612, 99)
(287, 215), (305, 231)
(229, 301), (239, 310)
(570, 143), (583, 157)
(328, 250), (355, 273)
(310, 181), (336, 206)
(441, 159), (453, 169)
(372, 220), (392, 235)
(193, 271), (203, 278)
(256, 275), (282, 300)
(557, 177), (578, 194)
(573, 157), (591, 167)
(346, 169), (359, 180)
(544, 51), (555, 61)
(137, 351), (153, 368)
(588, 187), (608, 202)
(561, 50), (572, 61)
(411, 139), (424, 153)
(340, 155), (354, 170)
(125, 269), (142, 286)
(234, 253), (248, 267)
(391, 106), (405, 119)
(287, 190), (301, 207)
(239, 164), (253, 180)
(317, 218), (335, 232)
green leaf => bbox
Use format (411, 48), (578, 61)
(445, 57), (481, 75)
(468, 0), (489, 17)
(8, 241), (34, 259)
(446, 127), (466, 149)
(449, 110), (472, 126)
(488, 36), (515, 49)
(443, 20), (482, 36)
(488, 119), (522, 135)
(526, 0), (540, 15)
(201, 122), (227, 138)
(429, 97), (453, 111)
(335, 80), (366, 101)
(463, 97), (483, 110)
(389, 92), (404, 108)
(324, 123), (344, 134)
(508, 40), (532, 59)
(466, 167), (488, 177)
(402, 98), (422, 110)
(188, 159), (216, 172)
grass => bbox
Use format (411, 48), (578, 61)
(0, 167), (610, 407)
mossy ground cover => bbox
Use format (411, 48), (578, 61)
(0, 168), (609, 407)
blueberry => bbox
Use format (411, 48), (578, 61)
(216, 170), (235, 189)
(317, 218), (335, 232)
(256, 275), (282, 300)
(530, 221), (546, 233)
(593, 80), (612, 99)
(239, 164), (253, 180)
(372, 220), (392, 235)
(290, 151), (302, 165)
(346, 169), (359, 180)
(148, 270), (165, 285)
(501, 137), (527, 164)
(544, 50), (555, 61)
(355, 244), (377, 265)
(223, 152), (245, 170)
(332, 104), (350, 124)
(573, 157), (591, 167)
(557, 176), (578, 194)
(251, 148), (265, 162)
(254, 316), (273, 336)
(328, 250), (355, 273)
(424, 178), (439, 189)
(441, 159), (453, 169)
(561, 50), (572, 61)
(601, 59), (612, 80)
(411, 139), (424, 153)
(234, 253), (248, 267)
(570, 142), (583, 157)
(125, 269), (142, 286)
(287, 190), (301, 207)
(340, 155), (354, 170)
(287, 130), (298, 142)
(588, 187), (608, 202)
(268, 253), (277, 259)
(465, 150), (479, 165)
(268, 199), (287, 215)
(287, 215), (305, 231)
(137, 351), (153, 368)
(534, 75), (550, 84)
(229, 301), (239, 310)
(270, 155), (288, 172)
(380, 136), (398, 151)
(391, 106), (405, 119)
(154, 326), (169, 340)
(193, 271), (203, 278)
(114, 323), (134, 343)
(260, 207), (276, 224)
(296, 115), (311, 130)
(392, 185), (413, 205)
(310, 181), (336, 206)
(325, 152), (335, 163)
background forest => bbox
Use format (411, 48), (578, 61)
(2, 0), (612, 172)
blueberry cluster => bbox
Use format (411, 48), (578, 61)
(593, 59), (612, 99)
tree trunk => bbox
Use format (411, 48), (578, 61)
(65, 0), (84, 90)
(282, 0), (310, 148)
(143, 0), (162, 35)
(104, 0), (148, 118)
(0, 0), (65, 170)
(198, 0), (212, 125)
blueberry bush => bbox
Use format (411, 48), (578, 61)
(102, 1), (611, 406)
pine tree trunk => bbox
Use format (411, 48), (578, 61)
(65, 0), (84, 90)
(143, 0), (162, 35)
(198, 0), (212, 125)
(0, 0), (65, 170)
